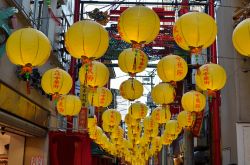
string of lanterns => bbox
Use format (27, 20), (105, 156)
(7, 2), (250, 164)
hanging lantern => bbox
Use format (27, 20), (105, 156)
(195, 63), (227, 92)
(56, 95), (82, 116)
(41, 68), (72, 97)
(151, 106), (171, 124)
(79, 60), (109, 88)
(125, 114), (138, 127)
(88, 87), (112, 107)
(119, 78), (143, 101)
(181, 90), (206, 112)
(6, 28), (51, 70)
(118, 48), (148, 76)
(151, 83), (176, 105)
(65, 20), (109, 60)
(164, 120), (178, 137)
(88, 117), (97, 131)
(161, 133), (173, 145)
(177, 111), (196, 128)
(102, 123), (113, 133)
(151, 136), (162, 152)
(143, 116), (158, 131)
(157, 54), (188, 83)
(232, 18), (250, 57)
(128, 102), (148, 120)
(102, 109), (121, 127)
(173, 12), (217, 54)
(117, 5), (160, 48)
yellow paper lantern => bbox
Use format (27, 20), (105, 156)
(88, 116), (97, 130)
(143, 116), (158, 131)
(6, 28), (51, 68)
(118, 5), (160, 46)
(151, 83), (176, 105)
(173, 12), (217, 53)
(128, 102), (148, 120)
(79, 60), (109, 88)
(161, 134), (173, 145)
(151, 136), (162, 151)
(65, 20), (109, 60)
(118, 48), (148, 75)
(102, 123), (113, 133)
(125, 114), (138, 127)
(88, 87), (112, 107)
(157, 55), (188, 82)
(181, 90), (206, 112)
(164, 120), (178, 136)
(152, 106), (171, 124)
(102, 109), (121, 127)
(119, 78), (143, 101)
(57, 95), (82, 116)
(232, 18), (250, 56)
(177, 111), (196, 128)
(41, 68), (72, 95)
(195, 63), (227, 91)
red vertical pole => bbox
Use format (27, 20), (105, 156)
(67, 0), (80, 132)
(209, 0), (222, 164)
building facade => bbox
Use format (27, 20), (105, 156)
(0, 0), (73, 164)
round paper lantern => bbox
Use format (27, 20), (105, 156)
(181, 90), (206, 112)
(195, 63), (227, 91)
(41, 68), (72, 95)
(102, 109), (121, 127)
(143, 116), (158, 131)
(157, 55), (188, 82)
(232, 18), (250, 56)
(118, 48), (148, 75)
(118, 5), (160, 47)
(125, 114), (138, 127)
(102, 123), (113, 133)
(57, 95), (82, 116)
(88, 116), (97, 130)
(173, 12), (217, 53)
(152, 106), (171, 124)
(151, 136), (162, 151)
(88, 87), (112, 107)
(161, 134), (172, 145)
(177, 111), (196, 128)
(151, 83), (176, 105)
(119, 78), (143, 101)
(79, 60), (109, 88)
(128, 102), (148, 120)
(164, 120), (178, 136)
(6, 28), (51, 69)
(65, 20), (109, 60)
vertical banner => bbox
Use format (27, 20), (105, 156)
(78, 85), (88, 132)
(192, 110), (205, 137)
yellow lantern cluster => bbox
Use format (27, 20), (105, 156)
(41, 68), (72, 96)
(181, 90), (206, 112)
(118, 48), (148, 76)
(151, 83), (176, 105)
(6, 28), (51, 69)
(79, 60), (109, 88)
(128, 102), (148, 120)
(195, 63), (227, 92)
(173, 12), (217, 54)
(118, 5), (160, 47)
(232, 18), (250, 57)
(56, 95), (81, 116)
(151, 106), (171, 124)
(87, 87), (112, 107)
(119, 78), (143, 101)
(65, 20), (109, 60)
(157, 54), (188, 83)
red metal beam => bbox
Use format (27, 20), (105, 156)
(209, 0), (222, 164)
